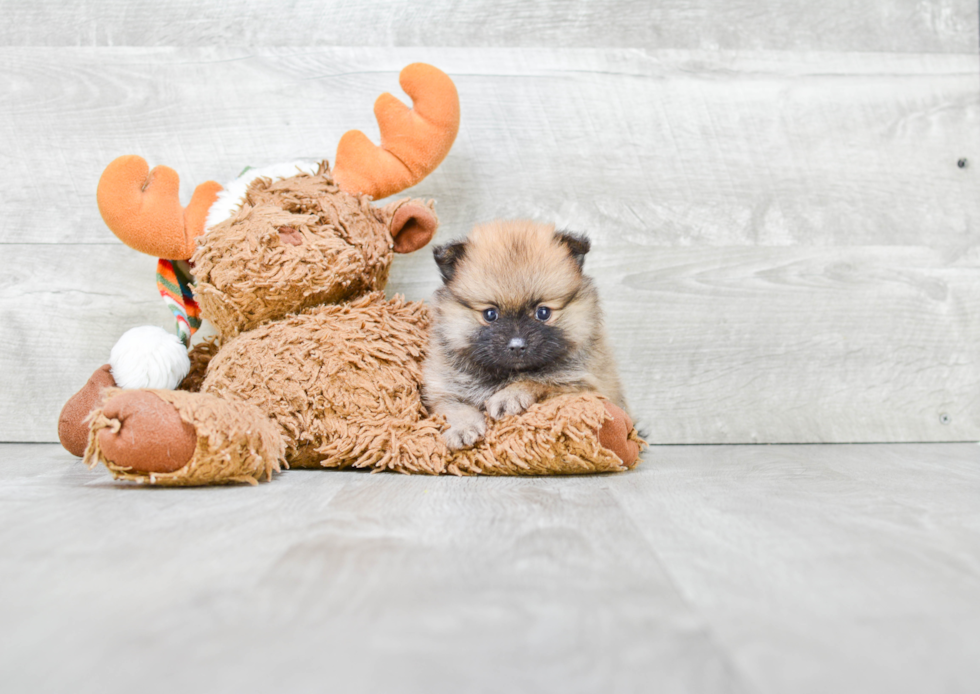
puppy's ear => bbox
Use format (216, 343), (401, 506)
(556, 231), (591, 269)
(433, 241), (467, 284)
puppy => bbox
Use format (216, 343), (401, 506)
(423, 219), (625, 449)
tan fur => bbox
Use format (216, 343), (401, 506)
(177, 338), (222, 392)
(85, 387), (283, 486)
(192, 162), (396, 337)
(66, 66), (647, 484)
(201, 292), (437, 470)
(451, 220), (582, 310)
(424, 220), (626, 449)
(79, 173), (642, 483)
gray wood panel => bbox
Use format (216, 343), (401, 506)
(393, 243), (980, 443)
(2, 48), (977, 247)
(1, 48), (978, 442)
(3, 442), (980, 693)
(0, 0), (974, 54)
(0, 246), (172, 441)
(7, 242), (978, 443)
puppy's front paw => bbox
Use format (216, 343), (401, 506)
(441, 406), (487, 450)
(486, 387), (537, 420)
(443, 418), (486, 450)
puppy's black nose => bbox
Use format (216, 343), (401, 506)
(508, 337), (526, 353)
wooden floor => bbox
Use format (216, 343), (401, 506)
(2, 443), (979, 693)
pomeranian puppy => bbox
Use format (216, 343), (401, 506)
(423, 219), (625, 449)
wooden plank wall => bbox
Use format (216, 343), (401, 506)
(1, 1), (978, 443)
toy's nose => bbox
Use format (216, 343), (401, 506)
(508, 337), (526, 353)
(278, 226), (303, 246)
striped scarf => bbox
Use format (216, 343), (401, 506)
(156, 259), (200, 346)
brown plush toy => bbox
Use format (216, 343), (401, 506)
(58, 63), (642, 485)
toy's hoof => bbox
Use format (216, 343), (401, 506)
(59, 364), (117, 457)
(598, 403), (640, 468)
(97, 391), (197, 473)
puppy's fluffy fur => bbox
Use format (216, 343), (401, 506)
(423, 219), (625, 449)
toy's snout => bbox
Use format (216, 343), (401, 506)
(278, 226), (304, 246)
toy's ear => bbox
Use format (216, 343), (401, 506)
(386, 200), (439, 254)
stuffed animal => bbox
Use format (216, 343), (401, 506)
(57, 63), (642, 485)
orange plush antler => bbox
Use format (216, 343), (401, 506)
(97, 155), (223, 260)
(333, 63), (460, 200)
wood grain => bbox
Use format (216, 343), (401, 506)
(0, 245), (172, 441)
(389, 243), (980, 444)
(0, 444), (748, 694)
(1, 48), (978, 442)
(3, 442), (979, 693)
(1, 49), (976, 247)
(6, 242), (978, 443)
(610, 442), (980, 694)
(0, 0), (974, 54)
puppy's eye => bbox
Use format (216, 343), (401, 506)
(535, 306), (552, 321)
(482, 308), (499, 323)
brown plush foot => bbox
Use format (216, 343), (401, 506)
(59, 364), (117, 457)
(598, 403), (640, 468)
(97, 391), (197, 473)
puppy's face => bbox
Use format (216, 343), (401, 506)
(433, 220), (596, 376)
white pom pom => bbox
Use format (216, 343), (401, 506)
(109, 326), (191, 390)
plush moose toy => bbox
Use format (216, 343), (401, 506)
(58, 63), (642, 485)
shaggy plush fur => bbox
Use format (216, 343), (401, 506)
(77, 163), (643, 485)
(193, 162), (395, 336)
(85, 388), (283, 486)
(202, 292), (431, 468)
